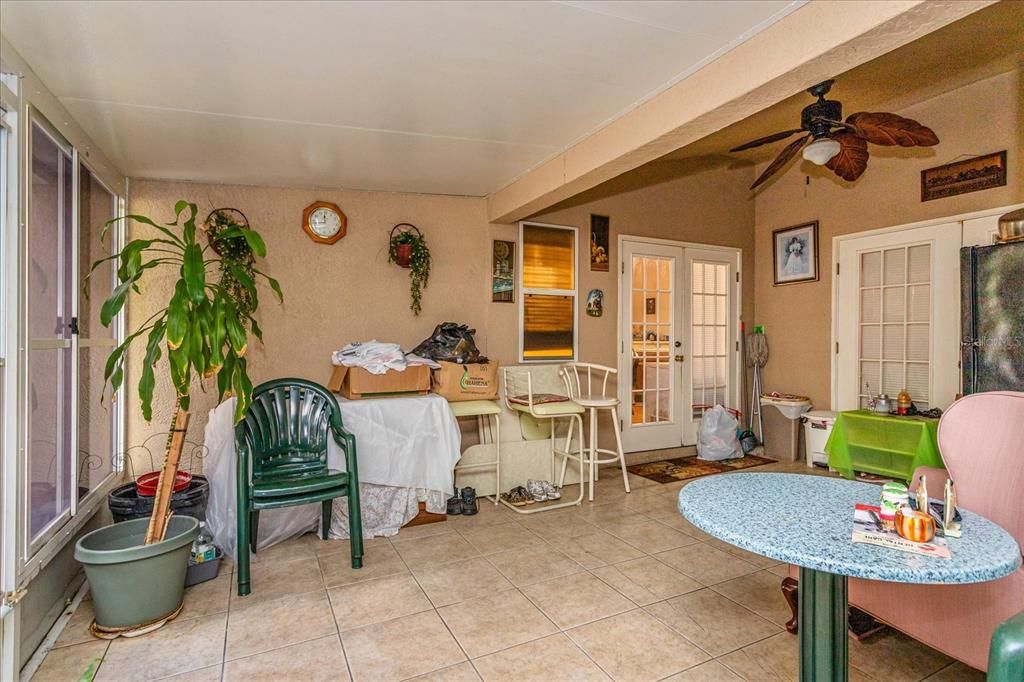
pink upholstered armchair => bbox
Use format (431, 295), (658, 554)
(783, 391), (1024, 672)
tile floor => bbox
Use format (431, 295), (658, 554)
(32, 459), (983, 682)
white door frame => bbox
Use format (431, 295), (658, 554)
(829, 203), (1024, 410)
(617, 234), (742, 451)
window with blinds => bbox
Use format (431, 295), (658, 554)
(858, 244), (931, 408)
(520, 223), (577, 361)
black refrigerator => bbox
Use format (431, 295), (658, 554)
(960, 240), (1024, 394)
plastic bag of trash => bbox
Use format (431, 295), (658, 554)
(411, 322), (488, 364)
(697, 405), (742, 461)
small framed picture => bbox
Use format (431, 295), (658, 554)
(645, 297), (656, 315)
(590, 214), (610, 271)
(772, 221), (819, 285)
(492, 240), (515, 302)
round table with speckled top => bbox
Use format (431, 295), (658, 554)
(677, 472), (1021, 682)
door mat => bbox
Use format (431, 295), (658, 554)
(627, 454), (774, 484)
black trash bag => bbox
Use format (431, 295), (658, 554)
(411, 322), (488, 364)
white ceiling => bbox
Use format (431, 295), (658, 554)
(1, 0), (801, 196)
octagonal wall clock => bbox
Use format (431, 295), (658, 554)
(302, 201), (347, 244)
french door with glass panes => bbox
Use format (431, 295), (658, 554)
(834, 223), (960, 411)
(618, 239), (739, 452)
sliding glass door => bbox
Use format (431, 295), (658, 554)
(25, 112), (121, 555)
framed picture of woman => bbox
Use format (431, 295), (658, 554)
(772, 221), (819, 285)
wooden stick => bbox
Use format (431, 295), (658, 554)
(144, 406), (191, 544)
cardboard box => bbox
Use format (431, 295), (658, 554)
(328, 364), (431, 400)
(431, 361), (499, 402)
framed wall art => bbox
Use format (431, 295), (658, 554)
(772, 221), (819, 285)
(491, 240), (515, 302)
(590, 214), (610, 271)
(921, 151), (1007, 202)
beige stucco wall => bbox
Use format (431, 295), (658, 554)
(752, 68), (1024, 456)
(124, 163), (754, 460)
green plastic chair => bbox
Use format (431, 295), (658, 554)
(235, 378), (363, 596)
(989, 609), (1024, 681)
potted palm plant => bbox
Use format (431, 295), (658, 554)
(74, 201), (281, 636)
(388, 223), (431, 315)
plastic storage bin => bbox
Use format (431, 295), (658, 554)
(802, 410), (837, 467)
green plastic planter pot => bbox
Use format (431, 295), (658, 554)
(75, 516), (198, 629)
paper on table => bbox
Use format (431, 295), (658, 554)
(851, 504), (950, 560)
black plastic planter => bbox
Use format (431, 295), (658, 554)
(107, 475), (209, 523)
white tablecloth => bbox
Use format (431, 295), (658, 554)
(204, 393), (460, 560)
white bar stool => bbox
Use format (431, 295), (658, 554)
(450, 400), (501, 504)
(500, 367), (585, 514)
(559, 363), (630, 501)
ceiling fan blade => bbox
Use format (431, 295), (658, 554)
(846, 112), (939, 147)
(730, 129), (804, 152)
(825, 131), (869, 182)
(750, 135), (809, 190)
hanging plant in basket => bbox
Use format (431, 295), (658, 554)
(388, 223), (431, 315)
(204, 208), (256, 316)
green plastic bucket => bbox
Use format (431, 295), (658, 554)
(75, 516), (199, 629)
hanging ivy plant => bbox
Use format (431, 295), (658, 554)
(388, 224), (431, 315)
(204, 208), (256, 317)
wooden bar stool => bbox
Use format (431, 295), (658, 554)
(559, 363), (630, 501)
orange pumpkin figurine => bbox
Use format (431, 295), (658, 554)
(895, 506), (936, 543)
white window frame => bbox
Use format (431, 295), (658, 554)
(518, 221), (578, 363)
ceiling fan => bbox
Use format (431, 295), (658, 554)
(731, 79), (939, 190)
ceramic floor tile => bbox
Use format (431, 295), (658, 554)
(486, 543), (584, 587)
(445, 502), (520, 529)
(249, 532), (318, 562)
(849, 629), (954, 682)
(413, 557), (513, 607)
(458, 521), (543, 555)
(158, 664), (224, 681)
(515, 509), (597, 540)
(182, 571), (232, 618)
(591, 556), (702, 606)
(313, 534), (390, 557)
(711, 570), (793, 627)
(393, 532), (480, 570)
(328, 572), (432, 630)
(644, 512), (712, 541)
(569, 606), (712, 675)
(53, 599), (98, 648)
(231, 554), (324, 604)
(605, 518), (700, 554)
(99, 613), (226, 681)
(766, 563), (792, 579)
(654, 543), (759, 586)
(644, 588), (781, 657)
(437, 588), (558, 658)
(717, 632), (795, 681)
(521, 571), (634, 630)
(471, 633), (610, 682)
(922, 661), (986, 681)
(222, 634), (349, 681)
(703, 538), (782, 569)
(661, 659), (743, 681)
(408, 661), (482, 681)
(568, 609), (709, 681)
(33, 640), (108, 681)
(558, 530), (645, 569)
(226, 589), (335, 661)
(389, 520), (455, 544)
(319, 543), (407, 588)
(341, 610), (465, 681)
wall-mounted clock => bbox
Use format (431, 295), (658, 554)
(302, 201), (347, 244)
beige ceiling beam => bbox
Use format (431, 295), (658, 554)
(486, 0), (994, 223)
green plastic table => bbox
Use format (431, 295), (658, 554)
(825, 410), (943, 483)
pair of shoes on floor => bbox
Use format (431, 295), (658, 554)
(446, 487), (478, 516)
(526, 479), (561, 502)
(501, 486), (535, 507)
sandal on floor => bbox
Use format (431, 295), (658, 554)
(502, 487), (530, 507)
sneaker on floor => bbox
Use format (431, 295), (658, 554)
(526, 479), (547, 502)
(540, 480), (561, 500)
(460, 486), (479, 516)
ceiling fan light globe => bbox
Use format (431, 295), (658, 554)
(803, 137), (841, 165)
